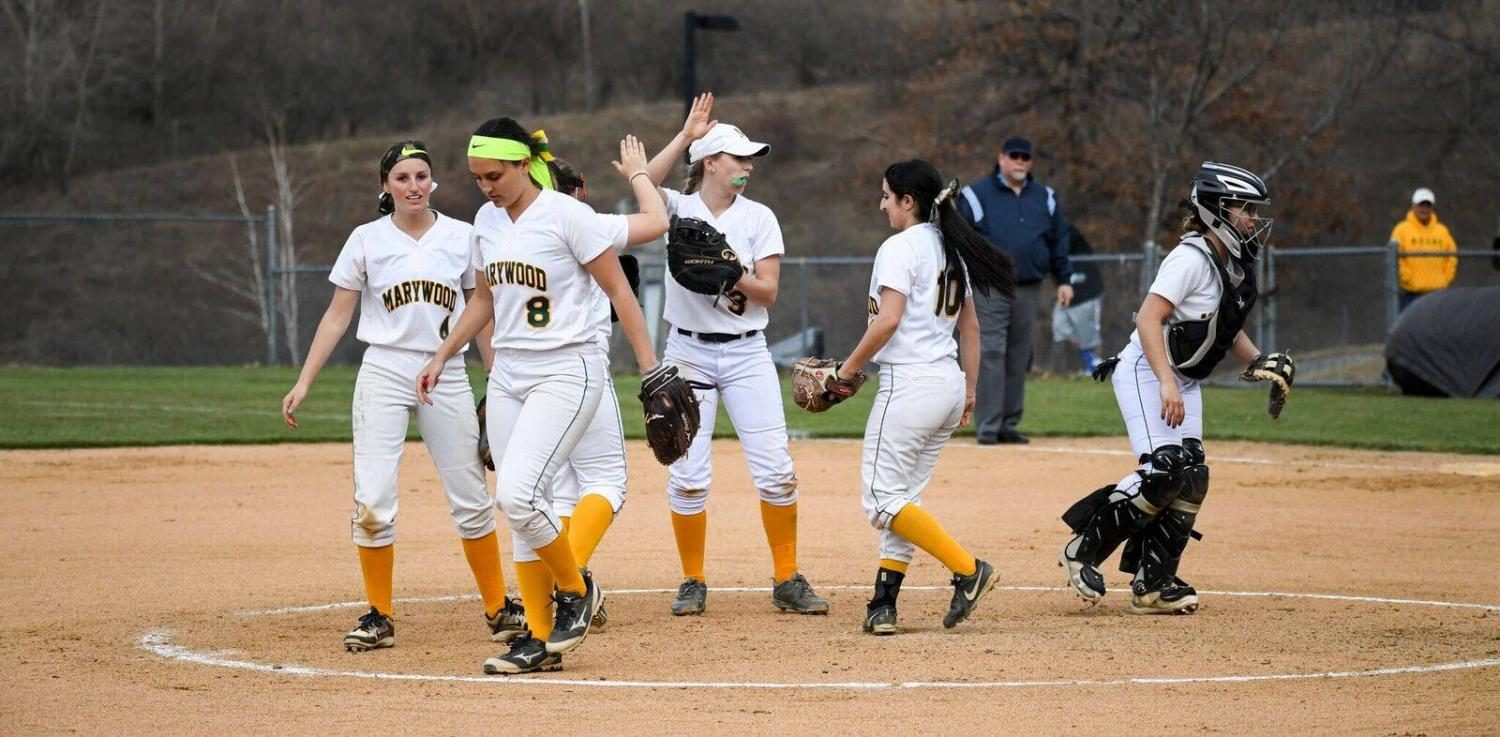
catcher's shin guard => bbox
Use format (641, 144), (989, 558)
(1126, 453), (1208, 592)
(1063, 489), (1153, 568)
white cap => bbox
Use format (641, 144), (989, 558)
(1411, 187), (1435, 205)
(688, 123), (770, 164)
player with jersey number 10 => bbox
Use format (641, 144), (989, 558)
(825, 160), (1016, 635)
(280, 141), (521, 654)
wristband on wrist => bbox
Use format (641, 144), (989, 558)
(629, 171), (651, 183)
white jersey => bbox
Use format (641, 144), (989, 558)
(471, 190), (612, 352)
(328, 211), (475, 354)
(1128, 235), (1244, 350)
(867, 223), (968, 365)
(662, 187), (785, 333)
(586, 213), (632, 348)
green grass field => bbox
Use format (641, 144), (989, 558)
(2, 366), (1497, 454)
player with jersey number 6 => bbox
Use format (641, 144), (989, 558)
(1059, 162), (1293, 615)
(415, 118), (679, 675)
(639, 92), (829, 617)
(811, 160), (1016, 635)
(280, 141), (522, 654)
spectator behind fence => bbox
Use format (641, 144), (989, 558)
(958, 136), (1073, 445)
(1391, 187), (1456, 312)
(1052, 225), (1103, 374)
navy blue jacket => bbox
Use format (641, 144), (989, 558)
(957, 172), (1072, 286)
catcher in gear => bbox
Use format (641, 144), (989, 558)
(790, 358), (866, 412)
(1061, 161), (1279, 616)
(841, 160), (1016, 635)
(667, 216), (744, 301)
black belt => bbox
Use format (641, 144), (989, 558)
(677, 328), (759, 343)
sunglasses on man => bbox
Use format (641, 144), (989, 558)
(1007, 152), (1032, 162)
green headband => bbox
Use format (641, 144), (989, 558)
(468, 135), (554, 190)
(400, 145), (426, 158)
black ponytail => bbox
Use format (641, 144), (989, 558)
(883, 160), (1016, 300)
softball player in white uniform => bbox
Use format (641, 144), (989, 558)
(541, 139), (669, 632)
(416, 118), (663, 675)
(642, 93), (828, 616)
(834, 160), (1015, 635)
(280, 141), (520, 653)
(1060, 162), (1272, 615)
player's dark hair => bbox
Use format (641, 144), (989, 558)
(549, 157), (586, 200)
(471, 117), (548, 189)
(377, 139), (432, 215)
(883, 159), (1016, 299)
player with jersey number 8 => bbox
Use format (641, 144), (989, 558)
(415, 117), (670, 675)
(280, 141), (522, 654)
(836, 160), (1016, 635)
(636, 93), (829, 617)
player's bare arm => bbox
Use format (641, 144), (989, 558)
(612, 135), (670, 247)
(585, 251), (659, 372)
(957, 298), (981, 427)
(839, 286), (905, 377)
(281, 286), (360, 428)
(734, 255), (781, 307)
(416, 276), (494, 404)
(646, 92), (716, 186)
(1228, 330), (1261, 366)
(1134, 293), (1185, 427)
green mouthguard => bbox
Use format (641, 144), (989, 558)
(731, 176), (749, 187)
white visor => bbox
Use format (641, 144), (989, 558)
(688, 123), (770, 164)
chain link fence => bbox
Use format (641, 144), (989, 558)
(4, 210), (1497, 385)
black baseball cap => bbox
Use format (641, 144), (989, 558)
(1002, 137), (1032, 156)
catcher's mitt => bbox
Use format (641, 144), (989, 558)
(476, 396), (494, 471)
(667, 216), (744, 296)
(1240, 352), (1295, 420)
(638, 363), (701, 465)
(791, 357), (867, 413)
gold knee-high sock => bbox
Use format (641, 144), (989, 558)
(515, 560), (555, 640)
(460, 531), (507, 618)
(670, 511), (708, 581)
(568, 494), (615, 567)
(890, 505), (977, 576)
(533, 534), (585, 595)
(878, 558), (910, 575)
(357, 544), (395, 617)
(760, 500), (799, 583)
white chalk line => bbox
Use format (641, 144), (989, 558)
(139, 586), (1500, 690)
(230, 585), (1500, 618)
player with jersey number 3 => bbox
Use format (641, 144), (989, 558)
(640, 92), (830, 617)
(416, 118), (683, 675)
(280, 141), (522, 654)
(798, 160), (1016, 635)
(1060, 162), (1293, 616)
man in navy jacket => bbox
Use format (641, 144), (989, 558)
(957, 136), (1074, 444)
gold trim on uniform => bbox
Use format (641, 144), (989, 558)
(485, 261), (549, 291)
(380, 279), (458, 312)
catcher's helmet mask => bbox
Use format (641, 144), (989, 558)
(1189, 161), (1272, 262)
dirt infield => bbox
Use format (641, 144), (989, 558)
(3, 439), (1499, 734)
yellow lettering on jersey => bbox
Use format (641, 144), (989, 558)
(484, 261), (549, 291)
(380, 280), (458, 313)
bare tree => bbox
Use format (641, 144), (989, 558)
(188, 153), (270, 341)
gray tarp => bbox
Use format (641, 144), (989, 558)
(1384, 287), (1500, 398)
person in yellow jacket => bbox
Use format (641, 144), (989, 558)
(1391, 187), (1457, 311)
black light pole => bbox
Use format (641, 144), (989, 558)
(683, 11), (740, 117)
